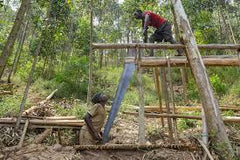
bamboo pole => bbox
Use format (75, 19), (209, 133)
(125, 55), (240, 67)
(124, 111), (240, 123)
(92, 43), (240, 50)
(154, 67), (164, 127)
(74, 144), (197, 151)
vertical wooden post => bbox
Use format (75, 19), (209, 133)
(154, 67), (164, 127)
(160, 68), (174, 142)
(171, 0), (235, 158)
(167, 56), (178, 141)
(180, 68), (188, 104)
(137, 47), (145, 144)
(87, 0), (93, 106)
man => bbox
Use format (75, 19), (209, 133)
(79, 93), (108, 145)
(134, 10), (183, 56)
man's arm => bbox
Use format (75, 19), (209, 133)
(84, 113), (101, 141)
(143, 14), (150, 33)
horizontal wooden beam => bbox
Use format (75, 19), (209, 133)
(92, 43), (240, 50)
(125, 55), (240, 67)
(124, 111), (240, 123)
(74, 143), (197, 151)
(137, 105), (240, 112)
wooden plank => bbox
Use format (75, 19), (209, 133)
(125, 55), (240, 67)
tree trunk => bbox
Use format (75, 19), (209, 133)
(8, 20), (29, 83)
(87, 0), (93, 106)
(16, 39), (43, 129)
(0, 0), (30, 79)
(171, 0), (235, 159)
(170, 3), (188, 104)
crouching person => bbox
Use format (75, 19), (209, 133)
(79, 93), (108, 145)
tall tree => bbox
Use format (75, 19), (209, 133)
(171, 0), (236, 159)
(0, 0), (30, 79)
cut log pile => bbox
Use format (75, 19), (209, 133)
(0, 117), (84, 129)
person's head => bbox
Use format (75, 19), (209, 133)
(91, 93), (108, 106)
(134, 10), (143, 19)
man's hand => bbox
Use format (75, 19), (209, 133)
(93, 132), (100, 140)
(143, 28), (148, 43)
(142, 28), (147, 36)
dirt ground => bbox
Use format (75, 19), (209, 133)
(0, 96), (201, 160)
(0, 113), (199, 160)
(2, 144), (195, 160)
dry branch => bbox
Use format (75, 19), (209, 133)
(18, 119), (29, 148)
(74, 143), (197, 151)
(198, 139), (214, 160)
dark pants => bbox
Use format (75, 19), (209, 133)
(149, 22), (183, 56)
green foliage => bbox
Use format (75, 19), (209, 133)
(209, 74), (227, 96)
(177, 112), (199, 131)
(16, 61), (32, 81)
(0, 95), (23, 117)
(54, 55), (88, 99)
(187, 78), (199, 101)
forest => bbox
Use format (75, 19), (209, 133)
(0, 0), (240, 160)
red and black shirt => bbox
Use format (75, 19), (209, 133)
(142, 11), (166, 29)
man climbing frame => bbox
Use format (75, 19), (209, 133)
(79, 93), (108, 145)
(134, 10), (183, 56)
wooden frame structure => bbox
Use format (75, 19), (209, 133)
(91, 42), (240, 144)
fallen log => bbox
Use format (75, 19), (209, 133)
(74, 143), (198, 151)
(34, 128), (53, 144)
(124, 112), (240, 123)
(23, 89), (58, 116)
